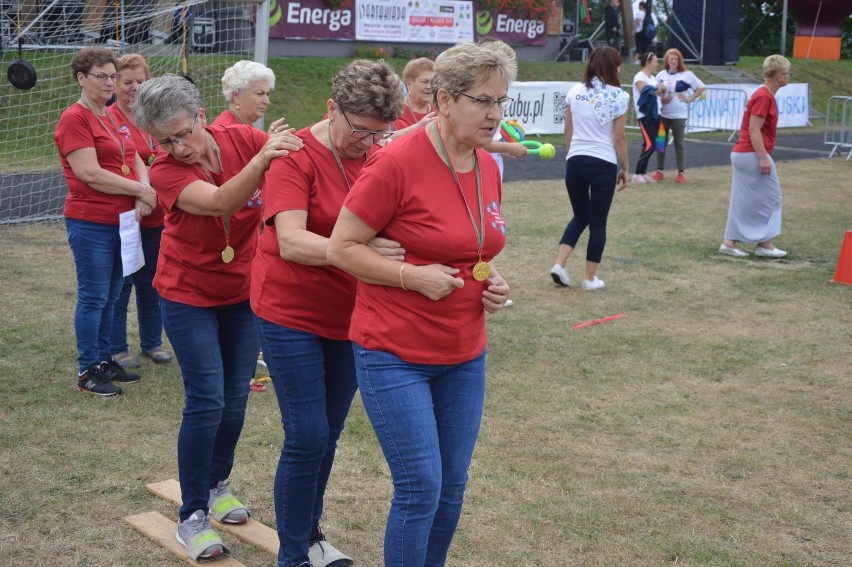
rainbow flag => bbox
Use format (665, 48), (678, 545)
(579, 0), (592, 25)
(655, 122), (667, 153)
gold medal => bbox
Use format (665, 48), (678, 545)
(221, 245), (235, 264)
(121, 163), (131, 176)
(472, 261), (490, 282)
(148, 155), (155, 166)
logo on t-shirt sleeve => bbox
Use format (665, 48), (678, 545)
(486, 200), (506, 234)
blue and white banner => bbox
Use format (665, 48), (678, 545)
(691, 83), (810, 131)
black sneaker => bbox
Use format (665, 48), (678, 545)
(77, 363), (122, 396)
(101, 358), (141, 384)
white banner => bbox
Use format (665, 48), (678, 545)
(690, 83), (810, 131)
(503, 82), (810, 136)
(355, 0), (473, 44)
(504, 81), (576, 135)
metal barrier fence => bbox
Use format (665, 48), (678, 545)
(621, 86), (747, 142)
(825, 96), (852, 160)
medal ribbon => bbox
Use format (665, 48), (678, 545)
(116, 105), (155, 164)
(199, 132), (233, 260)
(327, 120), (366, 191)
(80, 95), (130, 175)
(432, 121), (484, 262)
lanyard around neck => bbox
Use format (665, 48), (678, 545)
(432, 121), (484, 256)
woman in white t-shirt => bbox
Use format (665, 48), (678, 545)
(654, 48), (705, 183)
(631, 51), (666, 183)
(550, 46), (629, 291)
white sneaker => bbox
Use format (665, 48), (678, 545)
(633, 174), (648, 183)
(550, 264), (570, 286)
(754, 246), (787, 258)
(582, 277), (605, 290)
(719, 244), (749, 257)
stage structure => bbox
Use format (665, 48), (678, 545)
(667, 0), (739, 65)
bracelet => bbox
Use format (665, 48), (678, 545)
(399, 262), (407, 291)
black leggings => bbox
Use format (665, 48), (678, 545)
(635, 116), (658, 175)
(560, 155), (617, 263)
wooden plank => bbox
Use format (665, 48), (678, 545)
(147, 479), (279, 556)
(124, 511), (247, 566)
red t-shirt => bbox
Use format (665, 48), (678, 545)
(213, 110), (242, 127)
(55, 103), (140, 225)
(343, 128), (506, 364)
(392, 104), (430, 132)
(108, 104), (164, 228)
(733, 86), (778, 155)
(252, 127), (372, 340)
(149, 124), (267, 307)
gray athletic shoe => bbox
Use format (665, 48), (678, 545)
(208, 480), (249, 524)
(176, 509), (227, 562)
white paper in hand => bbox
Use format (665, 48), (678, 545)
(119, 210), (145, 277)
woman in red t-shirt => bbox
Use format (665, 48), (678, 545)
(133, 74), (303, 563)
(389, 57), (436, 140)
(328, 42), (514, 566)
(252, 59), (405, 567)
(108, 53), (171, 368)
(55, 47), (158, 397)
(720, 55), (792, 259)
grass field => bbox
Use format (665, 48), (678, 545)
(0, 156), (849, 566)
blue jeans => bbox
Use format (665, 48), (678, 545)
(561, 155), (618, 263)
(353, 345), (486, 567)
(65, 218), (124, 372)
(110, 225), (164, 353)
(254, 318), (358, 567)
(160, 298), (259, 521)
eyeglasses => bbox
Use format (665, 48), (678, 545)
(153, 112), (199, 151)
(85, 72), (120, 83)
(457, 93), (514, 112)
(339, 109), (393, 140)
(782, 71), (794, 77)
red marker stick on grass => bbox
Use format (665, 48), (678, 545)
(572, 313), (626, 329)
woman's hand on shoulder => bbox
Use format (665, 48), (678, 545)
(417, 112), (438, 129)
(258, 128), (303, 168)
(267, 117), (290, 135)
(408, 264), (464, 301)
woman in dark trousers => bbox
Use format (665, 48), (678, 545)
(550, 46), (630, 291)
(631, 51), (666, 183)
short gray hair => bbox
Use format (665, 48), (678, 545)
(433, 42), (517, 110)
(331, 59), (404, 123)
(133, 74), (201, 133)
(221, 60), (276, 103)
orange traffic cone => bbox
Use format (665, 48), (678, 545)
(831, 230), (852, 285)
